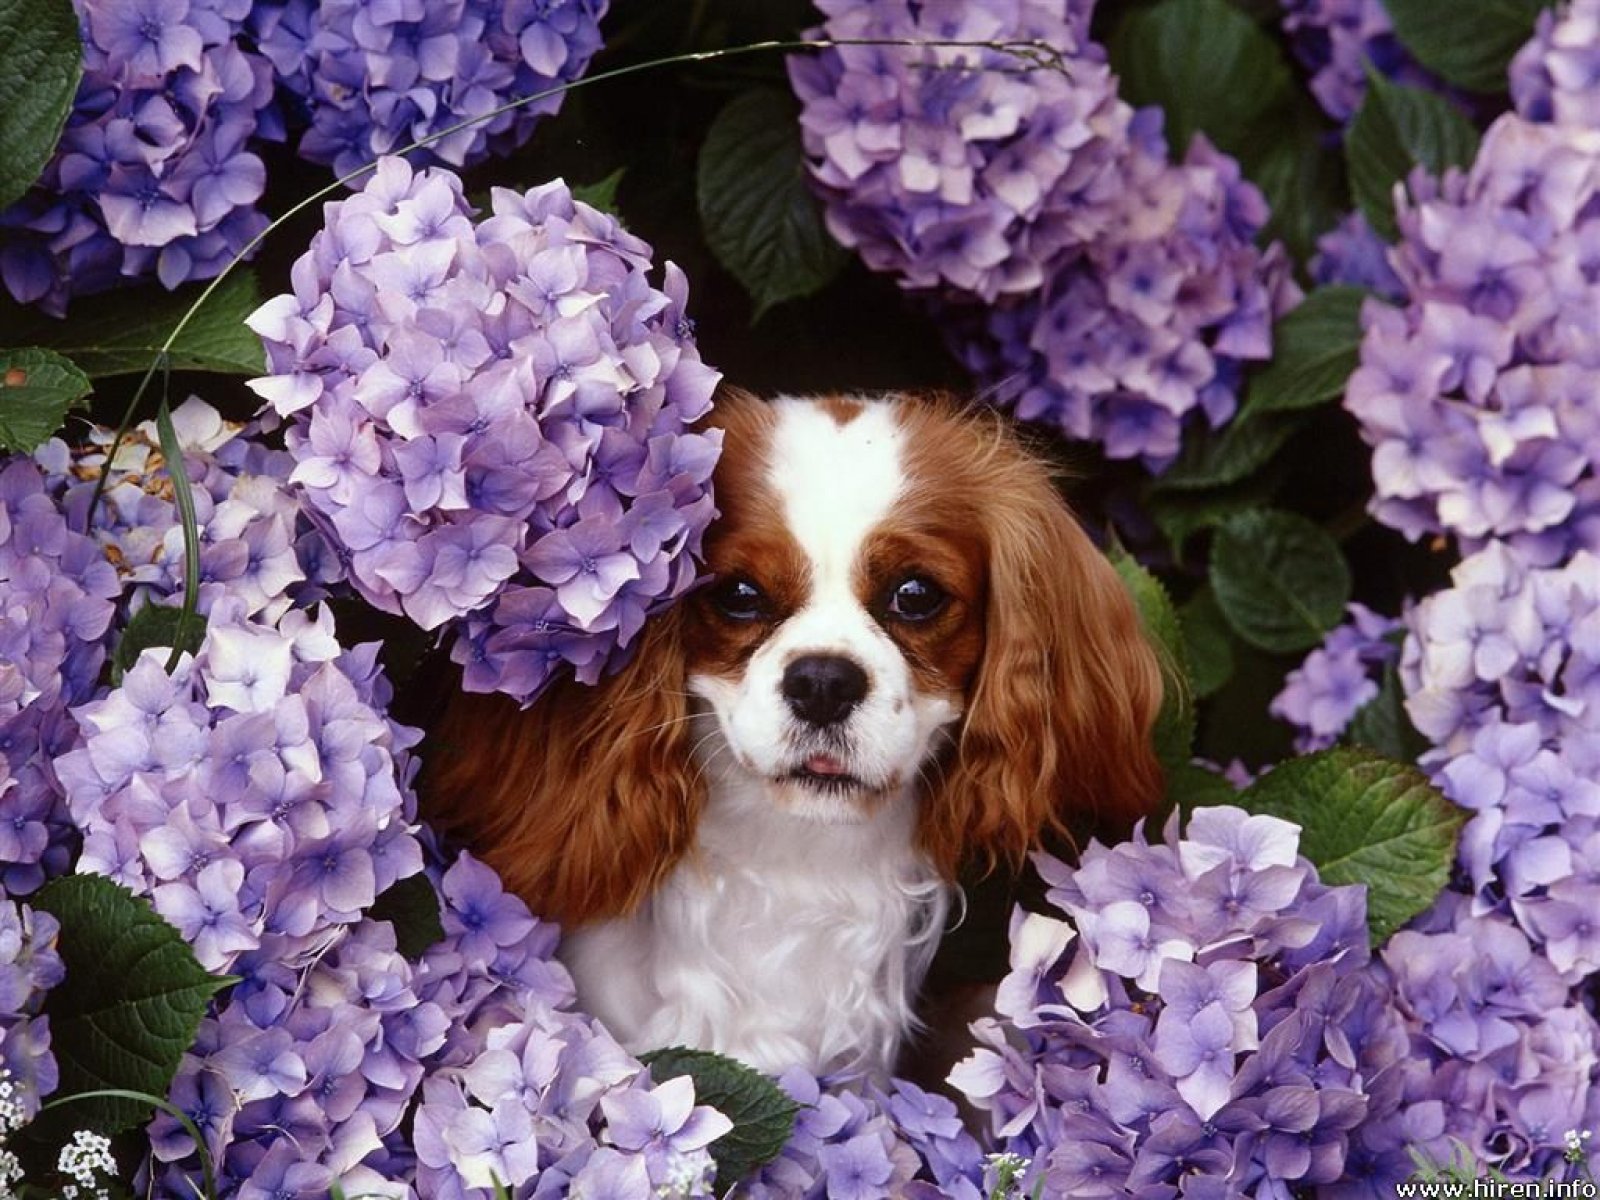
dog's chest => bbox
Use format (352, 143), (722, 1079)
(559, 787), (948, 1076)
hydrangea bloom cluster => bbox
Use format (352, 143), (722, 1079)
(251, 0), (608, 176)
(788, 0), (1121, 302)
(792, 0), (1298, 471)
(1344, 113), (1600, 559)
(40, 398), (340, 625)
(1278, 0), (1439, 123)
(59, 595), (423, 974)
(143, 851), (729, 1198)
(249, 159), (722, 704)
(0, 900), (65, 1122)
(0, 457), (120, 896)
(947, 805), (1417, 1195)
(952, 118), (1299, 470)
(1509, 0), (1600, 129)
(1271, 603), (1402, 751)
(1380, 895), (1600, 1180)
(0, 0), (275, 315)
(1400, 542), (1600, 978)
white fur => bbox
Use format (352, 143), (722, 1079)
(561, 396), (962, 1076)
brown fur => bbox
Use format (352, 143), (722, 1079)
(422, 389), (1165, 927)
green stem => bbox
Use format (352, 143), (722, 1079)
(39, 1087), (218, 1200)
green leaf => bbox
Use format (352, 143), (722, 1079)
(1107, 0), (1293, 160)
(1241, 287), (1370, 419)
(1346, 71), (1481, 241)
(1210, 508), (1351, 653)
(367, 873), (446, 961)
(0, 346), (92, 452)
(571, 168), (627, 217)
(1237, 748), (1465, 943)
(1144, 470), (1282, 562)
(0, 0), (82, 210)
(111, 605), (209, 685)
(1179, 586), (1236, 699)
(1109, 544), (1194, 770)
(1382, 0), (1551, 94)
(10, 271), (267, 378)
(1166, 759), (1241, 814)
(697, 88), (849, 320)
(32, 875), (233, 1133)
(1345, 660), (1430, 762)
(640, 1046), (798, 1185)
(1249, 97), (1348, 270)
(1151, 412), (1303, 493)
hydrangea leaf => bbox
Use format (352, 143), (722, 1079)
(1248, 95), (1349, 268)
(1109, 544), (1194, 771)
(571, 168), (627, 218)
(0, 0), (82, 210)
(1210, 508), (1351, 653)
(110, 606), (209, 686)
(1237, 748), (1465, 944)
(1166, 759), (1241, 814)
(1241, 287), (1370, 418)
(698, 88), (849, 321)
(1345, 660), (1431, 763)
(640, 1046), (798, 1185)
(1346, 71), (1481, 241)
(1179, 586), (1236, 699)
(1107, 0), (1294, 161)
(1150, 411), (1303, 493)
(1382, 0), (1551, 93)
(8, 271), (267, 378)
(1145, 471), (1283, 562)
(0, 346), (92, 452)
(367, 873), (446, 961)
(31, 874), (234, 1134)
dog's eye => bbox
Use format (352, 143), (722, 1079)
(710, 577), (767, 621)
(885, 575), (947, 622)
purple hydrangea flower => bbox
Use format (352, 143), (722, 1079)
(1272, 603), (1403, 751)
(791, 0), (1299, 471)
(252, 0), (608, 176)
(1345, 111), (1600, 559)
(1279, 0), (1445, 123)
(0, 899), (66, 1121)
(0, 0), (276, 314)
(1510, 0), (1600, 129)
(946, 806), (1417, 1194)
(249, 160), (722, 705)
(1311, 211), (1406, 302)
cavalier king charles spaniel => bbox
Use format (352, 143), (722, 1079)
(427, 390), (1164, 1077)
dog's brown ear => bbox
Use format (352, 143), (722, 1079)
(917, 411), (1165, 875)
(422, 610), (703, 926)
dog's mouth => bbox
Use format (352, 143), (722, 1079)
(785, 752), (866, 792)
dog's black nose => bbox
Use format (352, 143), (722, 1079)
(782, 655), (870, 727)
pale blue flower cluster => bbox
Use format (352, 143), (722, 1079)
(1271, 603), (1402, 752)
(0, 900), (65, 1122)
(250, 160), (722, 705)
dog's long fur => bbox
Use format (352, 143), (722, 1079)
(425, 390), (1163, 1075)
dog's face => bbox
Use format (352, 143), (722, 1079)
(683, 397), (987, 821)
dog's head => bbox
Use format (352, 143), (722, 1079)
(427, 390), (1165, 922)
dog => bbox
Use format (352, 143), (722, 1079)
(426, 389), (1163, 1077)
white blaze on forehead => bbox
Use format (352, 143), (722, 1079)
(766, 398), (905, 584)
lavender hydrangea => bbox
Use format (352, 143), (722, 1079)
(947, 805), (1418, 1195)
(0, 0), (275, 315)
(252, 0), (607, 176)
(1310, 211), (1406, 302)
(788, 0), (1121, 303)
(1344, 114), (1600, 559)
(1509, 0), (1600, 129)
(1400, 542), (1600, 976)
(0, 899), (66, 1122)
(1272, 603), (1402, 752)
(249, 159), (722, 705)
(0, 456), (121, 895)
(1278, 0), (1442, 123)
(1381, 896), (1600, 1181)
(792, 0), (1298, 471)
